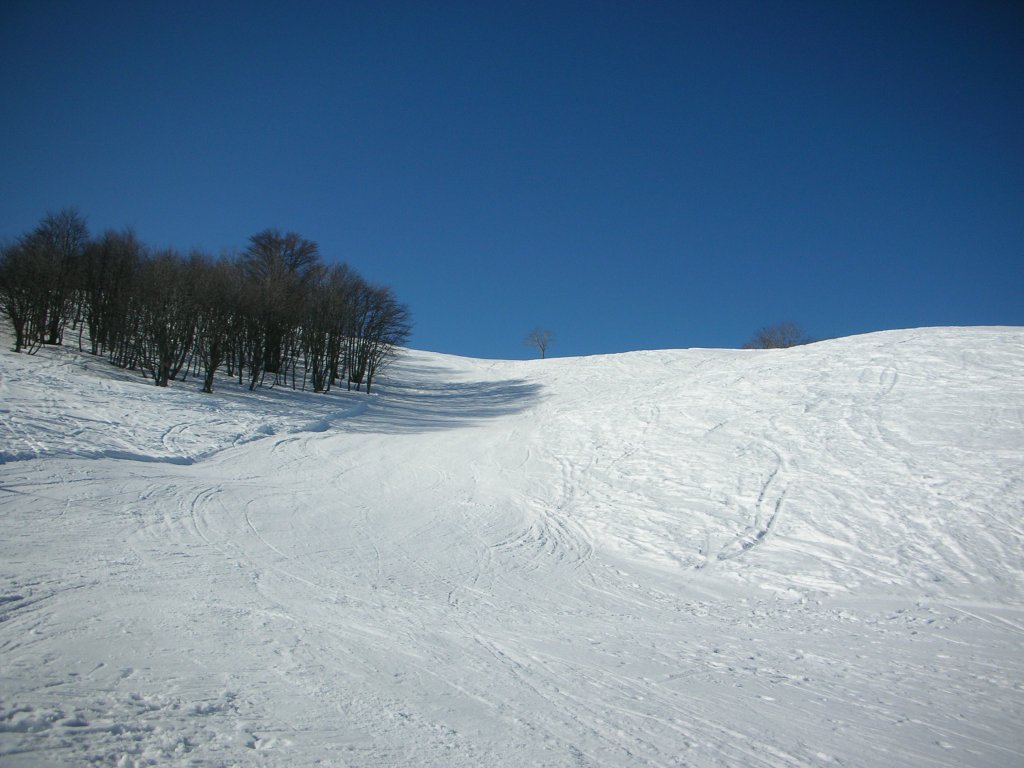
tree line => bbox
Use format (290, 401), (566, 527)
(0, 209), (410, 394)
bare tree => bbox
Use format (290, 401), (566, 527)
(743, 322), (809, 349)
(525, 327), (554, 359)
(238, 229), (322, 388)
(79, 229), (142, 356)
(0, 210), (90, 351)
(135, 251), (196, 386)
(20, 208), (89, 345)
(344, 281), (411, 393)
(303, 264), (360, 393)
(0, 242), (45, 353)
(191, 252), (239, 393)
(361, 285), (411, 394)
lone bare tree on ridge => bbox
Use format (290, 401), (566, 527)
(525, 327), (554, 359)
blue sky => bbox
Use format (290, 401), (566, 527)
(2, 1), (1021, 359)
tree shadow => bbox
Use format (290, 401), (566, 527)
(340, 361), (544, 434)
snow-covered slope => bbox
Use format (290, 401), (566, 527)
(1, 327), (1022, 767)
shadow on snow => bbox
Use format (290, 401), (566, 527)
(340, 364), (543, 434)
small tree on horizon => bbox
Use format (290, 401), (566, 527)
(525, 327), (554, 359)
(743, 321), (810, 349)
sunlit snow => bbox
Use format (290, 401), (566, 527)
(1, 327), (1022, 766)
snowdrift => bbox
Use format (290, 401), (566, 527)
(1, 327), (1022, 766)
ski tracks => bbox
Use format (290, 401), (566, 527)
(715, 443), (787, 563)
(490, 451), (596, 578)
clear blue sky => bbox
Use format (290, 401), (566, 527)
(2, 1), (1022, 359)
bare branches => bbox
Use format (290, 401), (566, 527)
(0, 214), (413, 395)
(525, 327), (554, 359)
(743, 322), (810, 349)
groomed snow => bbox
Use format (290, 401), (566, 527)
(1, 327), (1022, 766)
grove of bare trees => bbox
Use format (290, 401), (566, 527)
(0, 210), (411, 394)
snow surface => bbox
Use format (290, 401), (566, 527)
(1, 327), (1022, 767)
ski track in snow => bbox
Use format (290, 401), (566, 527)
(1, 327), (1023, 766)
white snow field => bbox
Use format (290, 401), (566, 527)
(1, 327), (1022, 767)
